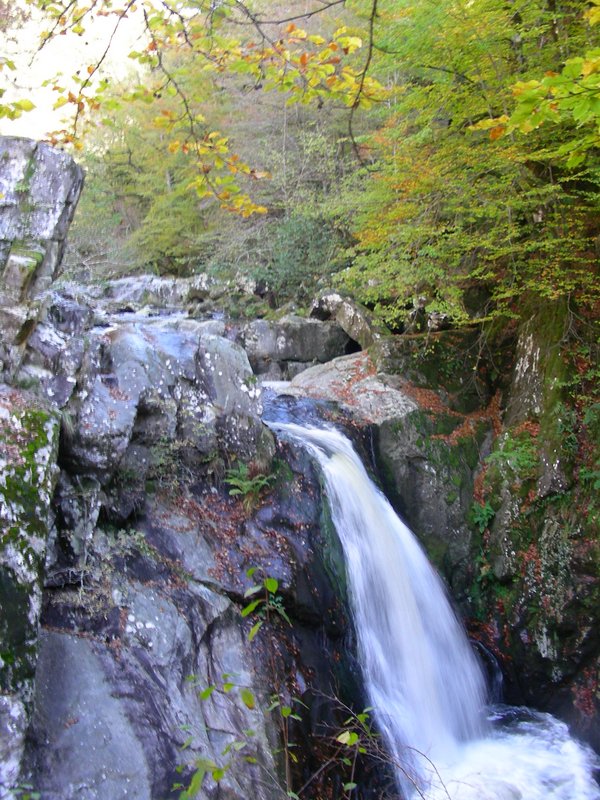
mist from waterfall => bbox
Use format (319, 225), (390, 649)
(271, 421), (600, 800)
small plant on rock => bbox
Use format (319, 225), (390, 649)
(242, 567), (291, 641)
(224, 462), (274, 511)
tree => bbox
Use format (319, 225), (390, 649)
(333, 0), (600, 326)
(28, 0), (382, 218)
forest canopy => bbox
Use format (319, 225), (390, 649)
(3, 0), (600, 326)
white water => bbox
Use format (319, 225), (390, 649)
(272, 422), (600, 800)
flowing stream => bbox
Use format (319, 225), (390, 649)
(268, 419), (600, 800)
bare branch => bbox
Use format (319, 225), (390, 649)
(348, 0), (378, 164)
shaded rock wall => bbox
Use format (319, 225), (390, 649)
(466, 300), (600, 750)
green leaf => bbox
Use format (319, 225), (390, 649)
(241, 599), (262, 617)
(264, 577), (278, 593)
(199, 685), (215, 700)
(336, 730), (359, 746)
(240, 687), (256, 709)
(248, 620), (263, 641)
(15, 99), (35, 112)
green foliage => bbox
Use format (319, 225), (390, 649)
(12, 786), (41, 800)
(252, 211), (348, 304)
(225, 463), (274, 511)
(474, 1), (600, 168)
(485, 431), (538, 481)
(242, 566), (292, 640)
(334, 0), (600, 324)
(470, 501), (496, 534)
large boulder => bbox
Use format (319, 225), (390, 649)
(0, 138), (84, 376)
(59, 319), (271, 486)
(236, 315), (354, 380)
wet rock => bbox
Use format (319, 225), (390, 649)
(282, 352), (416, 424)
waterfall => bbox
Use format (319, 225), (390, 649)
(270, 420), (600, 800)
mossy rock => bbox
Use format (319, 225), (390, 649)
(0, 392), (59, 695)
(372, 327), (491, 413)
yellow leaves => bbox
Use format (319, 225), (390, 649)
(582, 57), (600, 77)
(585, 0), (600, 26)
(470, 115), (509, 131)
(512, 80), (541, 97)
(336, 35), (363, 54)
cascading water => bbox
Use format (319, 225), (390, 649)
(269, 419), (600, 800)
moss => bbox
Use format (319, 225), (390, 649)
(10, 242), (44, 266)
(0, 567), (37, 692)
(14, 156), (36, 195)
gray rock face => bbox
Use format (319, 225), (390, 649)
(0, 696), (27, 800)
(57, 319), (269, 485)
(0, 386), (59, 798)
(0, 137), (84, 376)
(27, 632), (153, 800)
(0, 278), (351, 800)
(21, 430), (346, 800)
(236, 315), (352, 379)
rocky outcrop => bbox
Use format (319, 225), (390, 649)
(0, 279), (356, 798)
(467, 300), (600, 750)
(236, 315), (354, 380)
(310, 291), (390, 349)
(0, 386), (59, 796)
(0, 138), (84, 376)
